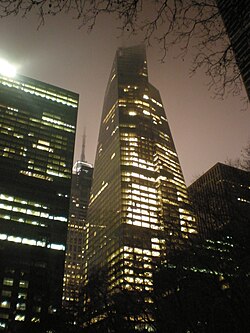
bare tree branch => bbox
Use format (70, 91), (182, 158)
(0, 1), (248, 99)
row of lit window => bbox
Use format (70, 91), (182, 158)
(0, 213), (47, 227)
(30, 116), (75, 133)
(126, 210), (157, 219)
(180, 226), (197, 234)
(131, 182), (156, 192)
(0, 77), (78, 108)
(0, 314), (40, 323)
(154, 158), (182, 180)
(142, 93), (163, 108)
(123, 202), (158, 212)
(0, 203), (49, 218)
(123, 189), (157, 199)
(121, 109), (163, 126)
(179, 213), (195, 222)
(122, 160), (155, 171)
(155, 142), (177, 157)
(237, 197), (250, 204)
(2, 131), (66, 155)
(126, 210), (157, 220)
(42, 115), (75, 130)
(123, 194), (157, 206)
(120, 133), (138, 140)
(0, 114), (75, 139)
(123, 276), (153, 286)
(0, 301), (27, 311)
(0, 203), (67, 222)
(0, 194), (47, 209)
(108, 246), (155, 262)
(122, 155), (154, 166)
(0, 127), (24, 140)
(0, 146), (70, 172)
(109, 281), (153, 292)
(122, 171), (155, 183)
(20, 169), (70, 180)
(3, 278), (28, 288)
(19, 170), (53, 181)
(0, 233), (65, 251)
(125, 219), (162, 230)
(155, 149), (181, 170)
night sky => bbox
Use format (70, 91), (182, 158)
(0, 10), (249, 185)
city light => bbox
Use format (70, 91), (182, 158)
(0, 59), (16, 77)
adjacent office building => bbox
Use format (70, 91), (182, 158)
(216, 0), (250, 100)
(63, 152), (93, 322)
(0, 72), (78, 331)
(186, 164), (250, 331)
(188, 162), (250, 240)
(83, 45), (196, 330)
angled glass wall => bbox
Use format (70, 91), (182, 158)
(84, 45), (195, 330)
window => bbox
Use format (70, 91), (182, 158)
(18, 292), (27, 300)
(0, 313), (9, 319)
(19, 280), (29, 288)
(15, 314), (25, 321)
(16, 303), (26, 311)
(1, 290), (11, 297)
(0, 301), (10, 309)
(3, 278), (13, 286)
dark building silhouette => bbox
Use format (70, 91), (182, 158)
(217, 0), (250, 100)
(154, 162), (250, 332)
(63, 146), (93, 323)
(0, 72), (78, 331)
(83, 45), (195, 331)
(188, 162), (250, 240)
(153, 231), (250, 333)
(151, 163), (250, 332)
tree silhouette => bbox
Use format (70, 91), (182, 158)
(0, 0), (248, 98)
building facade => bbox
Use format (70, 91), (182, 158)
(217, 0), (250, 100)
(83, 45), (195, 331)
(0, 73), (78, 331)
(63, 159), (93, 323)
(151, 162), (250, 332)
(188, 162), (250, 240)
(186, 163), (250, 331)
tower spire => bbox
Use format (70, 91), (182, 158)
(81, 128), (86, 162)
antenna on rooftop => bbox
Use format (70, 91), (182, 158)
(81, 128), (86, 162)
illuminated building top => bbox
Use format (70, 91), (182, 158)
(83, 45), (195, 330)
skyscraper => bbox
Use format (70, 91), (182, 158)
(0, 72), (78, 332)
(186, 163), (250, 331)
(188, 162), (250, 240)
(83, 45), (196, 331)
(63, 141), (93, 323)
(216, 0), (250, 100)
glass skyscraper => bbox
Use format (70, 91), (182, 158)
(83, 45), (196, 331)
(63, 159), (93, 323)
(0, 73), (78, 332)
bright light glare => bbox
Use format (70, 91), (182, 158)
(0, 59), (16, 77)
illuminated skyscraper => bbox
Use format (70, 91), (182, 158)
(0, 72), (78, 332)
(63, 137), (93, 322)
(84, 45), (195, 331)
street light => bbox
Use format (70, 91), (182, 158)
(0, 59), (16, 77)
